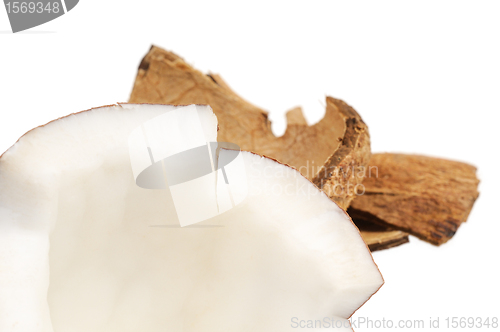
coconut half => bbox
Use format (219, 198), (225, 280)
(0, 104), (382, 332)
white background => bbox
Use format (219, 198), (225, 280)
(1, 1), (499, 331)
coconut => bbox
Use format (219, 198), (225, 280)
(0, 104), (382, 331)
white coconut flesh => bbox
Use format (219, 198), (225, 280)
(0, 104), (383, 332)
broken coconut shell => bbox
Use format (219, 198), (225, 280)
(351, 218), (409, 252)
(348, 153), (480, 245)
(129, 46), (370, 211)
(128, 46), (407, 251)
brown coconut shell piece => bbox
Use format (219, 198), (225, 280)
(348, 153), (480, 245)
(129, 46), (408, 251)
(353, 219), (409, 252)
(129, 45), (370, 211)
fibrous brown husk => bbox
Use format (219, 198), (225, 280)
(349, 153), (480, 245)
(129, 45), (370, 211)
(129, 45), (407, 251)
(353, 219), (409, 251)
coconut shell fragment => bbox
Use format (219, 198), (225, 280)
(353, 219), (409, 252)
(348, 153), (480, 245)
(129, 45), (370, 211)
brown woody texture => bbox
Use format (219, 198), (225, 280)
(349, 153), (480, 245)
(129, 46), (370, 210)
(129, 46), (408, 250)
